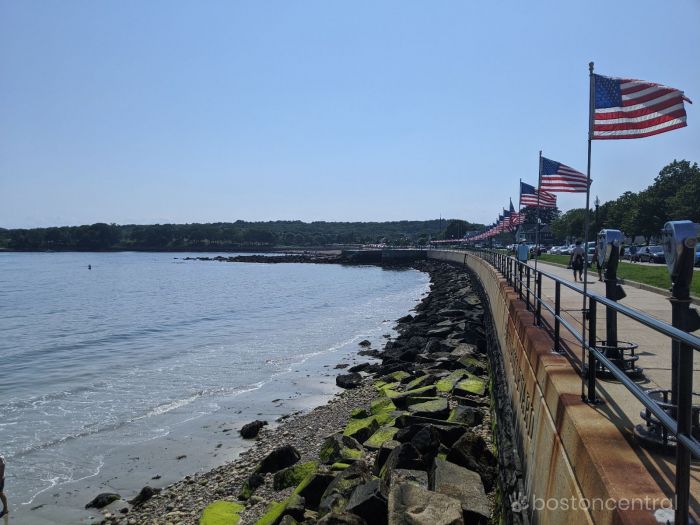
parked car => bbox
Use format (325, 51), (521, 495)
(695, 248), (700, 267)
(638, 245), (666, 264)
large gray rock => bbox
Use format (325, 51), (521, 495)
(319, 433), (364, 464)
(317, 512), (368, 524)
(389, 469), (429, 489)
(85, 493), (121, 509)
(388, 483), (464, 525)
(380, 443), (425, 484)
(296, 472), (336, 510)
(336, 372), (363, 389)
(431, 459), (490, 524)
(446, 432), (497, 491)
(258, 445), (301, 473)
(346, 479), (387, 525)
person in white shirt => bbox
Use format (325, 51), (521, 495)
(569, 241), (586, 282)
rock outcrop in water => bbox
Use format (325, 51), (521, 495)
(101, 260), (517, 525)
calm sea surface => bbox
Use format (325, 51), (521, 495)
(0, 252), (429, 522)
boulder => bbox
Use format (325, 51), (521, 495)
(447, 406), (483, 427)
(273, 461), (318, 491)
(446, 432), (497, 491)
(388, 483), (464, 525)
(336, 372), (363, 389)
(374, 439), (401, 475)
(359, 340), (372, 347)
(319, 433), (364, 464)
(128, 486), (161, 507)
(407, 398), (450, 420)
(199, 501), (244, 525)
(319, 461), (372, 516)
(317, 512), (368, 524)
(258, 445), (301, 474)
(348, 362), (371, 373)
(431, 459), (490, 524)
(294, 472), (336, 510)
(240, 419), (268, 439)
(345, 479), (388, 525)
(239, 471), (265, 500)
(343, 416), (379, 444)
(85, 493), (121, 509)
(389, 468), (429, 489)
(379, 443), (425, 483)
(363, 426), (399, 450)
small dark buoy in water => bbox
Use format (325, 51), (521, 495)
(88, 265), (92, 270)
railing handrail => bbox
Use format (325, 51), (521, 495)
(457, 248), (700, 351)
(439, 247), (700, 457)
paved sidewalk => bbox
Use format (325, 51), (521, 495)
(522, 259), (700, 517)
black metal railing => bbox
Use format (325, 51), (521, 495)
(453, 248), (700, 524)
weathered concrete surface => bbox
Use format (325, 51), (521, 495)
(428, 249), (672, 525)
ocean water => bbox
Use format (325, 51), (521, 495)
(0, 252), (429, 523)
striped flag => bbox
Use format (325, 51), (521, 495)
(540, 157), (589, 193)
(592, 74), (692, 139)
(520, 181), (557, 208)
(510, 211), (526, 226)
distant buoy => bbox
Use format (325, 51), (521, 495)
(88, 265), (92, 270)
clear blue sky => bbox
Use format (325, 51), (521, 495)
(1, 1), (698, 228)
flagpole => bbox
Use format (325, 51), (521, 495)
(517, 178), (522, 244)
(581, 61), (595, 401)
(534, 150), (542, 273)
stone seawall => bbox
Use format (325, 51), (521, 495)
(427, 250), (668, 525)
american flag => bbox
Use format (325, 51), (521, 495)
(520, 181), (557, 208)
(540, 157), (589, 193)
(510, 211), (526, 226)
(592, 74), (692, 140)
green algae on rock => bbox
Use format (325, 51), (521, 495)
(199, 500), (244, 525)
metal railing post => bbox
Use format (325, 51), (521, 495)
(587, 298), (598, 403)
(526, 266), (531, 310)
(554, 281), (561, 353)
(536, 271), (542, 325)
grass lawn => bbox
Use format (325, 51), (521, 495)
(536, 254), (700, 298)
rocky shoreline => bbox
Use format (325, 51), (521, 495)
(88, 260), (513, 525)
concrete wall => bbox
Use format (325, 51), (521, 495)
(428, 250), (668, 525)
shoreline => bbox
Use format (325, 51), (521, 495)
(116, 259), (503, 525)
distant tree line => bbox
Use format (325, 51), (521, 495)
(548, 160), (699, 244)
(0, 219), (483, 251)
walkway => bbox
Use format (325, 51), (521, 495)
(524, 258), (700, 518)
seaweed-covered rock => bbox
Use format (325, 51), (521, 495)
(407, 398), (449, 420)
(318, 461), (372, 517)
(294, 472), (336, 511)
(255, 494), (306, 525)
(374, 439), (401, 475)
(363, 426), (399, 450)
(239, 472), (265, 500)
(258, 445), (301, 474)
(319, 433), (364, 464)
(447, 405), (483, 427)
(273, 461), (318, 491)
(200, 500), (245, 525)
(453, 376), (487, 397)
(343, 416), (379, 444)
